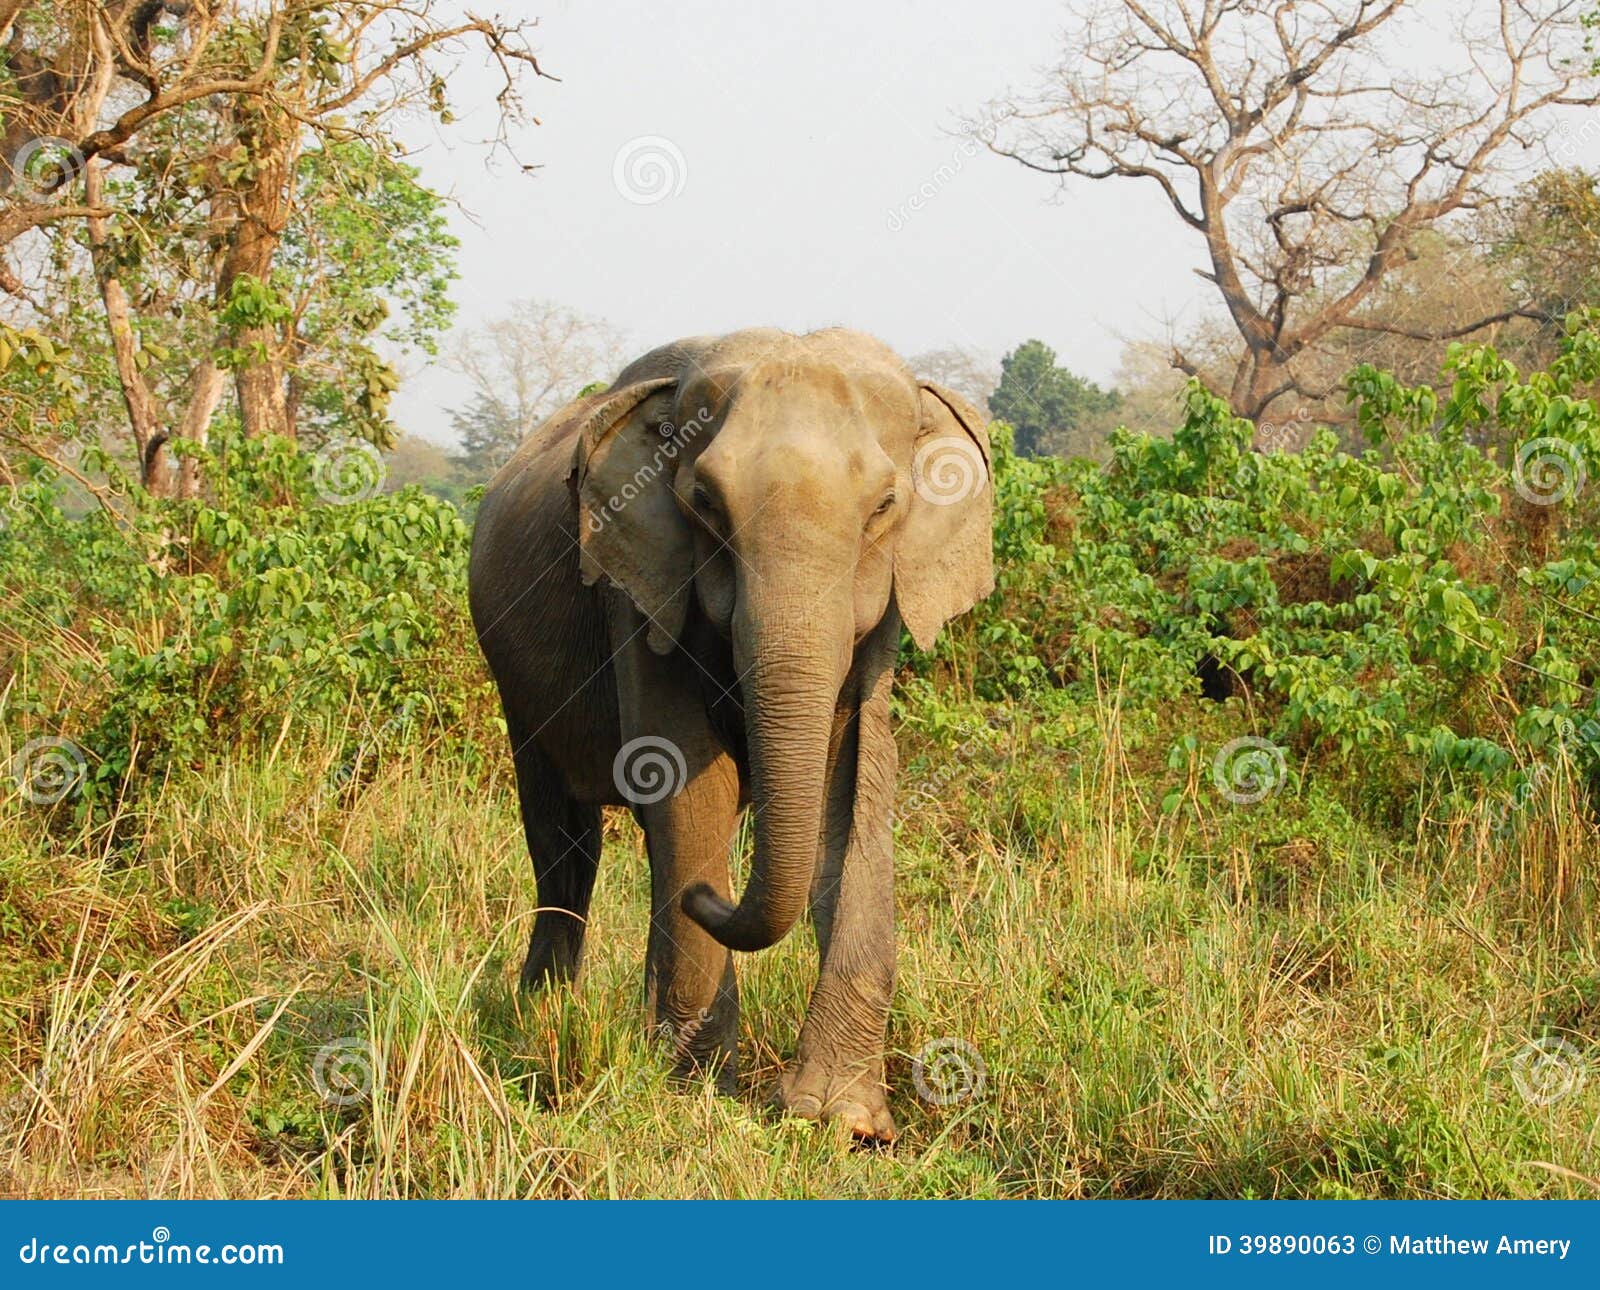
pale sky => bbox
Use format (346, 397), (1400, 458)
(391, 0), (1213, 441)
(389, 0), (1600, 444)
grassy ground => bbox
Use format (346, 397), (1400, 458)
(3, 697), (1599, 1199)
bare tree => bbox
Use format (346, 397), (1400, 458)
(447, 299), (625, 477)
(908, 346), (1002, 416)
(984, 0), (1600, 421)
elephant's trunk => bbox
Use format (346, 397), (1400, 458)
(682, 595), (849, 952)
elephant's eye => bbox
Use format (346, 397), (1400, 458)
(693, 485), (717, 513)
(871, 492), (896, 517)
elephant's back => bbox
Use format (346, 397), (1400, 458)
(469, 403), (620, 793)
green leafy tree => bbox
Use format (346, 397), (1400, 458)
(990, 339), (1120, 458)
(1487, 168), (1600, 338)
(1, 0), (547, 495)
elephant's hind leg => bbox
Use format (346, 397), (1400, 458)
(510, 731), (601, 990)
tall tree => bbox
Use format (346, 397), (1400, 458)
(908, 346), (1001, 417)
(446, 300), (624, 479)
(990, 338), (1120, 457)
(984, 1), (1600, 422)
(1485, 167), (1600, 334)
(0, 1), (546, 494)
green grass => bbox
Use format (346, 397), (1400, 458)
(3, 699), (1598, 1198)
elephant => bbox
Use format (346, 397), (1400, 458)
(468, 328), (993, 1141)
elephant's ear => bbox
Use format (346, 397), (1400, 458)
(893, 383), (996, 651)
(570, 376), (692, 654)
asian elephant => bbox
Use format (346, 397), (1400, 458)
(468, 328), (993, 1141)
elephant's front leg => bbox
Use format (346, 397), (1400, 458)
(641, 747), (742, 1088)
(779, 636), (899, 1142)
(612, 612), (743, 1089)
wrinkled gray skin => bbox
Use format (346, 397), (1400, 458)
(468, 329), (993, 1141)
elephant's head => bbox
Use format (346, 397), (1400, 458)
(571, 329), (993, 951)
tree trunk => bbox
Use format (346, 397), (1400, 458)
(177, 359), (227, 499)
(219, 113), (299, 440)
(84, 164), (170, 495)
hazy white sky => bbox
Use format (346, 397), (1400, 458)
(389, 0), (1600, 444)
(391, 0), (1215, 441)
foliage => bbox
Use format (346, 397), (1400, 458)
(989, 339), (1121, 459)
(0, 437), (492, 809)
(6, 320), (1600, 1199)
(272, 141), (461, 448)
(1486, 167), (1600, 330)
(927, 318), (1600, 833)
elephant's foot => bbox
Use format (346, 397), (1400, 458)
(661, 1017), (738, 1097)
(778, 1061), (897, 1144)
(520, 919), (584, 991)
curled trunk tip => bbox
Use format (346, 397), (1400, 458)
(681, 881), (798, 952)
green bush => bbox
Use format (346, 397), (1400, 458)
(0, 434), (493, 809)
(921, 317), (1600, 831)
